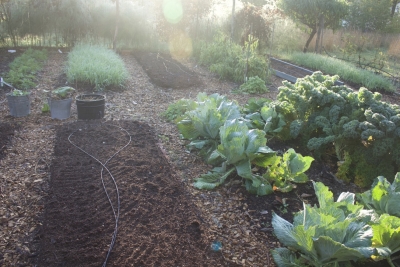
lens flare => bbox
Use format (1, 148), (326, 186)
(169, 31), (193, 60)
(163, 0), (183, 24)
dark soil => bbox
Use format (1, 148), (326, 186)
(133, 52), (202, 89)
(35, 120), (231, 267)
(0, 122), (19, 161)
(1, 48), (397, 267)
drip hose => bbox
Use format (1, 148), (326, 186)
(68, 123), (131, 267)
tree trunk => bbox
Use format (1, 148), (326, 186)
(391, 0), (398, 17)
(112, 0), (120, 51)
(231, 0), (235, 41)
(303, 27), (317, 53)
(315, 14), (324, 54)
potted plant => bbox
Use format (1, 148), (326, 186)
(6, 89), (31, 117)
(76, 94), (106, 120)
(48, 86), (75, 120)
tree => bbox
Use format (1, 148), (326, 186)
(346, 0), (392, 32)
(391, 0), (399, 17)
(111, 0), (119, 50)
(278, 0), (348, 52)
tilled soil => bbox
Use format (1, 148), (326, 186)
(36, 120), (227, 267)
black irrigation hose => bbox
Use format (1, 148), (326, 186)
(68, 123), (132, 267)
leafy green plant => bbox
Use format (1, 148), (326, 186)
(161, 99), (196, 122)
(197, 33), (269, 83)
(263, 148), (314, 192)
(276, 71), (400, 187)
(358, 173), (400, 217)
(272, 181), (374, 267)
(51, 86), (75, 100)
(370, 214), (400, 267)
(9, 89), (30, 96)
(5, 48), (47, 91)
(193, 118), (276, 195)
(66, 44), (128, 91)
(237, 76), (268, 94)
(176, 93), (241, 161)
(244, 100), (296, 140)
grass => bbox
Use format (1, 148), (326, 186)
(66, 44), (129, 91)
(279, 52), (395, 92)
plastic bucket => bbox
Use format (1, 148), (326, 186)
(49, 98), (72, 120)
(7, 94), (31, 117)
(76, 94), (105, 120)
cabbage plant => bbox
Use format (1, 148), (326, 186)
(272, 182), (374, 267)
(193, 118), (276, 195)
(177, 93), (241, 161)
(358, 173), (400, 217)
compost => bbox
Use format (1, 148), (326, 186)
(35, 120), (227, 267)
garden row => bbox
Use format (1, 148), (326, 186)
(167, 72), (400, 189)
(165, 72), (400, 266)
(2, 45), (128, 118)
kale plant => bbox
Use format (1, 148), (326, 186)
(276, 71), (400, 187)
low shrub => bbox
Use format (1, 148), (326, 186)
(66, 44), (129, 91)
(197, 33), (269, 83)
(237, 76), (269, 94)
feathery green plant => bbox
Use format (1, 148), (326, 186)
(66, 44), (129, 91)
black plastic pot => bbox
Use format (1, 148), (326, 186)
(76, 94), (105, 120)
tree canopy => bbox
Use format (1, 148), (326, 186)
(278, 0), (348, 52)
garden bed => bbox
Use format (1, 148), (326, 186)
(0, 49), (396, 267)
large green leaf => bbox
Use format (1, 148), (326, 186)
(272, 213), (297, 248)
(193, 167), (235, 190)
(286, 149), (314, 175)
(359, 174), (400, 217)
(313, 236), (371, 264)
(271, 248), (305, 267)
(372, 214), (400, 258)
(313, 182), (334, 209)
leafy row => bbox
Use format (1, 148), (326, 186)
(170, 93), (314, 196)
(272, 173), (400, 267)
(5, 48), (47, 92)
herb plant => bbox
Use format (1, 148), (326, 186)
(5, 48), (47, 91)
(66, 44), (128, 91)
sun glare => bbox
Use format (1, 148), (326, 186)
(163, 0), (183, 24)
